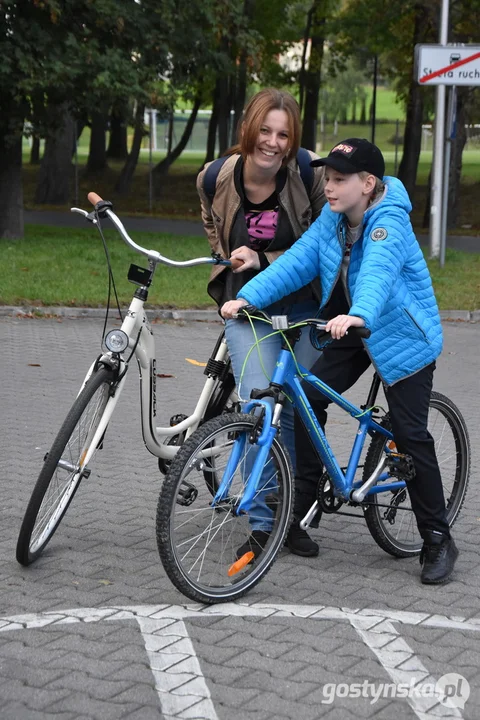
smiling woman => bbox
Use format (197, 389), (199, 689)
(195, 88), (328, 557)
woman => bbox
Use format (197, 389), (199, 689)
(197, 88), (325, 556)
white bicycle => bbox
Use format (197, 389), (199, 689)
(16, 193), (237, 566)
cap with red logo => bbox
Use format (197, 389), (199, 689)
(310, 138), (385, 180)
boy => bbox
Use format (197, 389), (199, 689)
(221, 138), (458, 585)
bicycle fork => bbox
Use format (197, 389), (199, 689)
(212, 400), (281, 515)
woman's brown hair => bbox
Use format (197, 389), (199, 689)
(227, 88), (301, 165)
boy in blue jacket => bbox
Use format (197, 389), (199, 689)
(222, 138), (458, 585)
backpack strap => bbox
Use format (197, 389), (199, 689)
(203, 155), (230, 203)
(203, 148), (314, 203)
(296, 147), (314, 198)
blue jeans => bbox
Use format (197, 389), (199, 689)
(225, 299), (319, 531)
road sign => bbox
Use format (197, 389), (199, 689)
(415, 45), (480, 86)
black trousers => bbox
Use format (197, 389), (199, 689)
(294, 340), (450, 538)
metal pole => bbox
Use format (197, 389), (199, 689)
(74, 120), (79, 207)
(394, 118), (399, 175)
(371, 55), (378, 145)
(149, 110), (153, 213)
(440, 85), (457, 267)
(429, 0), (449, 259)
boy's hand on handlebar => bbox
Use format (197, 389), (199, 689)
(221, 299), (249, 319)
(326, 314), (365, 340)
(230, 246), (260, 273)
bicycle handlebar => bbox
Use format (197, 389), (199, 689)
(70, 193), (232, 269)
(235, 306), (371, 339)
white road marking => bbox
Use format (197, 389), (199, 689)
(1, 602), (478, 719)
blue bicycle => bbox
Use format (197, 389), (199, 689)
(156, 308), (470, 604)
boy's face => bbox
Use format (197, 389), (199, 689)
(324, 169), (376, 220)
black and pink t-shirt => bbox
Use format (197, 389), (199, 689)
(244, 189), (279, 252)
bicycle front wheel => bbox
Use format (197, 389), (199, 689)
(156, 413), (293, 604)
(16, 366), (114, 566)
(363, 391), (470, 557)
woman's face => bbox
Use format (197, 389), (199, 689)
(249, 109), (290, 174)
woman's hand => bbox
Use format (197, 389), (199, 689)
(230, 246), (260, 273)
(325, 314), (365, 340)
(221, 298), (249, 319)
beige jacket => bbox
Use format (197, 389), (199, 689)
(196, 151), (325, 304)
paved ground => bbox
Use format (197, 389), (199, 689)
(1, 316), (480, 719)
(24, 209), (480, 254)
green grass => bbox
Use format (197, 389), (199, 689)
(2, 226), (212, 308)
(2, 225), (479, 311)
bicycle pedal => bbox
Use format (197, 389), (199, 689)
(176, 481), (198, 506)
(169, 413), (188, 427)
(386, 453), (415, 481)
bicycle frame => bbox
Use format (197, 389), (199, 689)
(71, 201), (233, 469)
(215, 342), (407, 519)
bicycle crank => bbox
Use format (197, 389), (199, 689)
(317, 472), (344, 513)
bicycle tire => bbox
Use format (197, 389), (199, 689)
(156, 412), (293, 604)
(363, 391), (470, 558)
(16, 365), (114, 566)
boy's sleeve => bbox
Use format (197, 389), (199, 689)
(349, 214), (409, 327)
(237, 219), (323, 309)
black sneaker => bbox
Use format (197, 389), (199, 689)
(420, 530), (458, 584)
(236, 530), (270, 561)
(286, 522), (319, 557)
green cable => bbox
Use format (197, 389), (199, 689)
(236, 312), (310, 403)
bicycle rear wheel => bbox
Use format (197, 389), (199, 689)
(16, 366), (114, 565)
(363, 391), (470, 557)
(156, 413), (293, 604)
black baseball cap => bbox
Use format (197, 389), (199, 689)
(310, 138), (385, 180)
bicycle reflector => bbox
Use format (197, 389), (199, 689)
(104, 329), (129, 353)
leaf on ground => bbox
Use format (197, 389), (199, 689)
(185, 358), (207, 367)
(28, 363), (41, 367)
(157, 373), (175, 378)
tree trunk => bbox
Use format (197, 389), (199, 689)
(397, 83), (424, 200)
(299, 7), (314, 115)
(217, 70), (231, 155)
(34, 105), (75, 205)
(202, 86), (220, 168)
(30, 135), (41, 164)
(0, 130), (24, 239)
(115, 102), (146, 195)
(360, 97), (367, 124)
(107, 108), (128, 160)
(86, 110), (109, 173)
(301, 1), (326, 151)
(153, 96), (202, 176)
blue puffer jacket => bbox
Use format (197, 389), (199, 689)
(238, 176), (443, 386)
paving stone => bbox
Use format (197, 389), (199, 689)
(1, 317), (479, 719)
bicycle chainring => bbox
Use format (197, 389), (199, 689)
(317, 472), (344, 513)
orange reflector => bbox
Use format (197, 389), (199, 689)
(387, 441), (397, 451)
(227, 551), (255, 576)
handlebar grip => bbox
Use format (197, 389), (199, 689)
(236, 304), (260, 318)
(88, 192), (103, 206)
(230, 257), (245, 271)
(350, 327), (371, 339)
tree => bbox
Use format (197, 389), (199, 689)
(301, 1), (328, 150)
